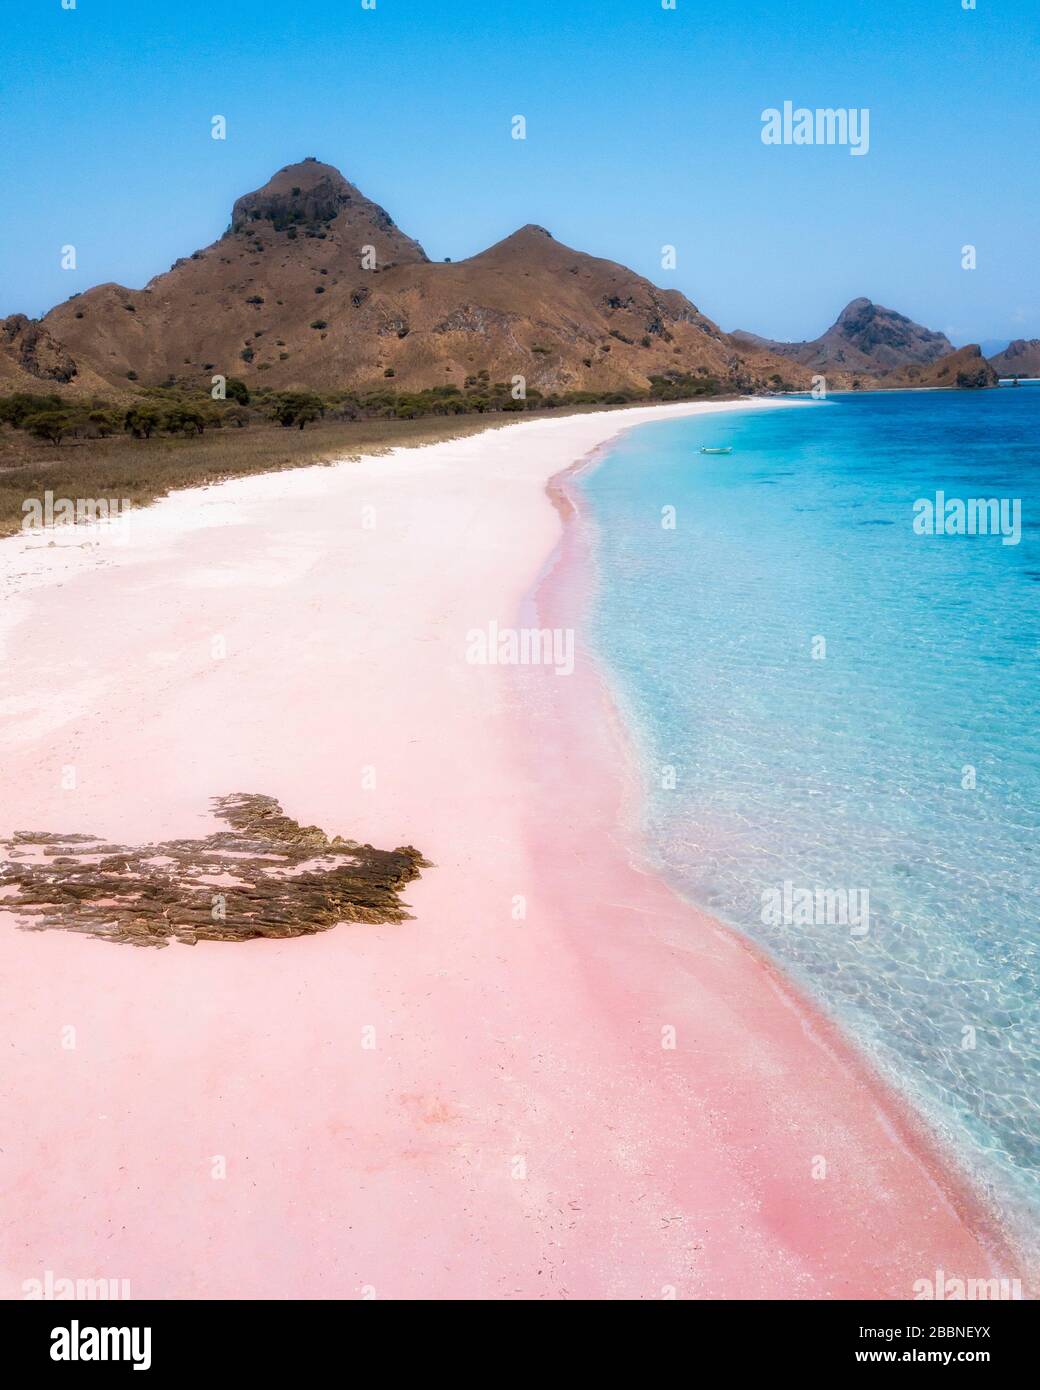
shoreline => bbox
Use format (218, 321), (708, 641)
(0, 399), (1028, 1298)
(536, 423), (1030, 1292)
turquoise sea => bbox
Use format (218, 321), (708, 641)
(578, 387), (1039, 1245)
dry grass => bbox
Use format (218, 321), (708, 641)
(0, 405), (639, 537)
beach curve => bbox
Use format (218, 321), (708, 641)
(0, 399), (1026, 1299)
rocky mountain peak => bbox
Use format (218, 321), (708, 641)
(228, 158), (429, 265)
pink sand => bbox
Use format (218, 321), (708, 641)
(0, 401), (1024, 1299)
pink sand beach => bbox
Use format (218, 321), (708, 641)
(0, 400), (1025, 1299)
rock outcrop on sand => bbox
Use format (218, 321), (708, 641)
(1, 793), (430, 947)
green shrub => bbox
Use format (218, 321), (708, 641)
(125, 406), (163, 438)
(24, 410), (76, 445)
(0, 392), (63, 427)
(88, 409), (120, 437)
(225, 377), (250, 405)
(647, 373), (722, 401)
(269, 391), (324, 429)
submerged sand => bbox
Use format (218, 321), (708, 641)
(0, 400), (1025, 1298)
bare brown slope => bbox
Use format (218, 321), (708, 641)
(41, 159), (807, 396)
(988, 339), (1040, 377)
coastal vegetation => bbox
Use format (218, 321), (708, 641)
(0, 370), (732, 444)
(0, 375), (750, 534)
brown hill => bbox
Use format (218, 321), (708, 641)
(733, 297), (953, 375)
(39, 158), (806, 397)
(885, 344), (998, 389)
(988, 339), (1040, 378)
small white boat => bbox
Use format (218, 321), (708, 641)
(699, 446), (733, 455)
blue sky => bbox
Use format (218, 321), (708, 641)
(2, 0), (1036, 345)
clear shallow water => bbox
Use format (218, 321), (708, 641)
(579, 389), (1039, 1242)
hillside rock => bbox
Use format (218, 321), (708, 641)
(0, 313), (78, 384)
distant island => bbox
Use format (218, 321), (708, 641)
(988, 338), (1040, 378)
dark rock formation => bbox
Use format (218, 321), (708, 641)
(0, 313), (78, 382)
(1, 793), (430, 948)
